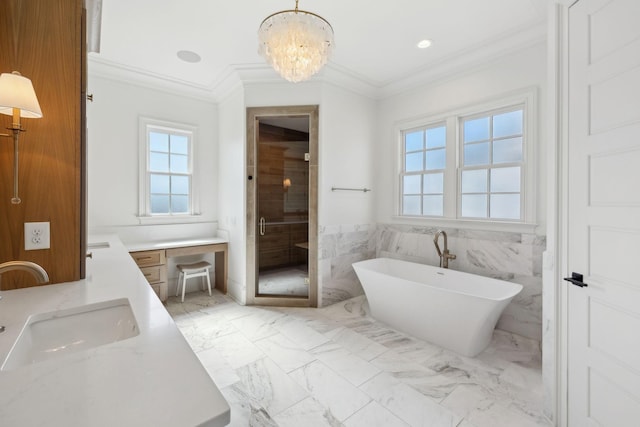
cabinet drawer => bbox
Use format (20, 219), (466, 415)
(131, 250), (166, 267)
(140, 265), (166, 284)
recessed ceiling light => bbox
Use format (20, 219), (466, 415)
(177, 50), (201, 63)
(417, 39), (432, 49)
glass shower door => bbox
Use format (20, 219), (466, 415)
(256, 118), (309, 298)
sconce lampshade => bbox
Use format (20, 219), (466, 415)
(0, 72), (43, 119)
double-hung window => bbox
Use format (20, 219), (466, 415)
(139, 118), (198, 219)
(460, 107), (524, 220)
(402, 123), (447, 216)
(399, 90), (535, 226)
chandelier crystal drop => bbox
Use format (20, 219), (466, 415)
(258, 0), (334, 83)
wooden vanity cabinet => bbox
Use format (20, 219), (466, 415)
(130, 250), (168, 302)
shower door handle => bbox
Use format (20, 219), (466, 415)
(259, 217), (266, 236)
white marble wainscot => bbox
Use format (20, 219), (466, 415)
(318, 223), (377, 307)
(376, 224), (545, 341)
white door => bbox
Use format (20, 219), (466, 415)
(567, 0), (640, 425)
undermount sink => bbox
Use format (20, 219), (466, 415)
(1, 298), (139, 371)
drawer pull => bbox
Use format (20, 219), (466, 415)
(138, 256), (153, 261)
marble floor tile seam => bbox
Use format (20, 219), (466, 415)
(358, 371), (463, 427)
(220, 381), (282, 427)
(262, 325), (387, 385)
(272, 396), (345, 427)
(234, 357), (310, 418)
(312, 328), (543, 426)
(342, 400), (411, 427)
(254, 337), (319, 375)
(186, 315), (240, 335)
(230, 315), (284, 342)
(437, 380), (549, 427)
(187, 306), (540, 392)
(346, 317), (541, 369)
(322, 326), (392, 362)
(464, 398), (551, 427)
(288, 360), (373, 422)
(167, 292), (547, 427)
(202, 356), (548, 427)
(198, 306), (544, 423)
(309, 345), (381, 387)
(249, 327), (384, 389)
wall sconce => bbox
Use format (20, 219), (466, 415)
(0, 71), (43, 204)
(283, 178), (292, 191)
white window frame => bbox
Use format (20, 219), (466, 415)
(138, 117), (200, 224)
(400, 121), (448, 217)
(395, 88), (537, 232)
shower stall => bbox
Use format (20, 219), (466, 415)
(246, 105), (318, 307)
(257, 119), (309, 297)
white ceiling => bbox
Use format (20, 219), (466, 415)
(91, 0), (548, 99)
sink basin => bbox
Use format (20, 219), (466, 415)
(1, 298), (139, 371)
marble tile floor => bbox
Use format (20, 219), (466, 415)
(166, 291), (551, 427)
(258, 266), (309, 297)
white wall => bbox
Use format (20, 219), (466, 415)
(217, 86), (247, 304)
(86, 75), (219, 237)
(375, 42), (548, 232)
(319, 84), (377, 226)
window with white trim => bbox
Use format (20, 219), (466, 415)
(459, 107), (524, 220)
(139, 118), (198, 218)
(399, 91), (535, 224)
(401, 123), (447, 216)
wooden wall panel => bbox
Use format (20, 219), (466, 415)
(0, 0), (83, 289)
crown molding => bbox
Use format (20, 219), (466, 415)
(88, 55), (218, 102)
(377, 20), (548, 99)
(88, 20), (547, 103)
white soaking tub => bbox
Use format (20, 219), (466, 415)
(352, 257), (522, 357)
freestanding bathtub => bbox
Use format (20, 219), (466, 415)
(352, 257), (522, 357)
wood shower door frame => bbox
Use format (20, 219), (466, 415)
(246, 105), (319, 307)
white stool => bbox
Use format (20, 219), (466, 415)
(176, 261), (212, 302)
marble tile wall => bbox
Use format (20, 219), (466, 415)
(375, 224), (545, 341)
(318, 224), (377, 307)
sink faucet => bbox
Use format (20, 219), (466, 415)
(433, 230), (456, 269)
(0, 261), (49, 333)
(0, 261), (49, 287)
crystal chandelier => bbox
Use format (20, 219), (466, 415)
(258, 0), (334, 83)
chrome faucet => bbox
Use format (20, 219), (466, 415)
(0, 261), (49, 287)
(433, 230), (456, 268)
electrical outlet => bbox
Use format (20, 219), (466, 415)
(25, 222), (50, 250)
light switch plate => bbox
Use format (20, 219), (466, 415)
(25, 222), (50, 250)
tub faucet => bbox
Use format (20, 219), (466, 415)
(433, 230), (456, 269)
(0, 260), (49, 287)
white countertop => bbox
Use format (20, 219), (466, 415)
(126, 237), (228, 252)
(0, 235), (230, 427)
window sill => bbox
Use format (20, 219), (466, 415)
(391, 215), (539, 234)
(137, 214), (203, 225)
